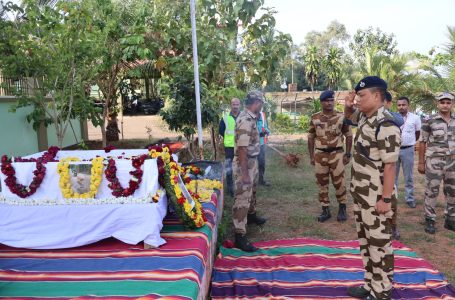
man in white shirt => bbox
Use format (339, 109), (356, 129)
(395, 96), (421, 208)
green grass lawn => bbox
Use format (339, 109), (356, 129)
(219, 139), (455, 285)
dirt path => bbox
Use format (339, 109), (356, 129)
(88, 115), (182, 141)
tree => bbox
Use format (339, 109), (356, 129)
(160, 73), (219, 158)
(349, 27), (398, 61)
(87, 0), (152, 145)
(0, 0), (102, 148)
(303, 45), (321, 91)
(324, 47), (342, 89)
(151, 0), (291, 154)
(304, 20), (349, 52)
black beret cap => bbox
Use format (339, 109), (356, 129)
(320, 90), (334, 101)
(385, 91), (392, 102)
(355, 76), (388, 92)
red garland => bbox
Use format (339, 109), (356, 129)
(105, 154), (147, 197)
(0, 146), (59, 198)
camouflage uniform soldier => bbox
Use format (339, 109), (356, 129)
(308, 90), (353, 222)
(345, 77), (401, 300)
(418, 92), (455, 234)
(232, 91), (267, 252)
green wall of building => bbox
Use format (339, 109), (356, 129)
(0, 98), (83, 156)
(0, 101), (39, 156)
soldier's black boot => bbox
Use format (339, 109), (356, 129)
(424, 218), (436, 234)
(247, 213), (267, 225)
(259, 175), (271, 187)
(347, 286), (370, 298)
(337, 203), (347, 222)
(234, 233), (258, 252)
(444, 218), (455, 231)
(317, 206), (331, 222)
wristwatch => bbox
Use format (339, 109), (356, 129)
(382, 197), (392, 203)
(344, 153), (352, 158)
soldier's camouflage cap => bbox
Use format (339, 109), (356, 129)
(245, 90), (265, 104)
(435, 92), (454, 101)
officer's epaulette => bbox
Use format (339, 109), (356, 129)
(375, 110), (401, 140)
(311, 112), (321, 118)
(379, 109), (395, 122)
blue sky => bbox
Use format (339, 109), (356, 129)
(264, 0), (455, 54)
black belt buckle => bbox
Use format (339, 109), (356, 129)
(316, 147), (343, 153)
(400, 145), (413, 149)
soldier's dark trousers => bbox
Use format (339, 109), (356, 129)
(353, 194), (394, 300)
(232, 157), (258, 234)
(224, 147), (235, 194)
(314, 151), (347, 206)
(258, 144), (266, 182)
(424, 156), (455, 222)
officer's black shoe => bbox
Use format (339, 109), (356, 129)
(234, 233), (258, 252)
(444, 219), (455, 231)
(424, 218), (436, 234)
(347, 286), (370, 298)
(317, 206), (331, 222)
(337, 203), (347, 222)
(406, 201), (416, 208)
(247, 213), (267, 226)
(392, 226), (401, 240)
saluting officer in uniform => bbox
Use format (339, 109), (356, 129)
(232, 91), (267, 252)
(308, 90), (353, 222)
(345, 76), (401, 300)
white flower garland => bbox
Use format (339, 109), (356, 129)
(0, 191), (164, 206)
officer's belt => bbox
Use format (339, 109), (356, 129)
(315, 147), (343, 153)
(400, 145), (413, 149)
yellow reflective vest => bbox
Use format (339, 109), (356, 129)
(223, 113), (236, 147)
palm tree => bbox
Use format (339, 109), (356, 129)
(303, 45), (320, 91)
(444, 26), (455, 90)
(324, 47), (342, 90)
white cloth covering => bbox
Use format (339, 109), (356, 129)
(0, 198), (167, 249)
(0, 150), (169, 249)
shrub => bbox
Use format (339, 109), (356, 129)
(297, 115), (311, 132)
(272, 113), (294, 133)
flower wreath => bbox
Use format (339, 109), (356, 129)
(149, 146), (206, 229)
(57, 157), (104, 199)
(104, 154), (148, 197)
(185, 178), (223, 202)
(1, 146), (59, 198)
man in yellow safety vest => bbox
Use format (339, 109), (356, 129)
(219, 98), (241, 196)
